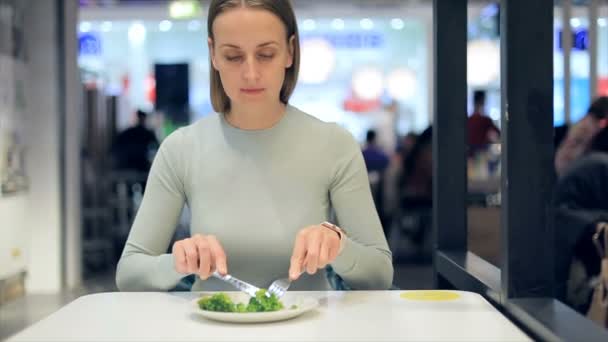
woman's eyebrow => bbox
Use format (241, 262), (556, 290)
(257, 41), (279, 47)
(219, 41), (279, 49)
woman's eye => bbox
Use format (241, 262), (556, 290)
(258, 54), (274, 60)
(226, 56), (242, 62)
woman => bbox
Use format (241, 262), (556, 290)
(116, 0), (393, 292)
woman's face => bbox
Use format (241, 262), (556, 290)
(209, 7), (294, 109)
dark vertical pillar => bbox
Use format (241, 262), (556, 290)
(432, 0), (468, 288)
(500, 0), (555, 298)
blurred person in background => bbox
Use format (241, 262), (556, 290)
(116, 0), (393, 293)
(553, 126), (608, 315)
(396, 133), (418, 161)
(362, 129), (390, 229)
(555, 96), (608, 177)
(362, 129), (390, 175)
(467, 90), (499, 153)
(109, 109), (160, 260)
(388, 127), (432, 259)
(400, 126), (433, 201)
(382, 132), (418, 229)
(111, 109), (159, 174)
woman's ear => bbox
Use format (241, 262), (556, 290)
(286, 35), (295, 68)
(208, 37), (218, 70)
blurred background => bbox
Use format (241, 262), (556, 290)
(1, 0), (608, 338)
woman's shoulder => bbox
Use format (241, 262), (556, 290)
(288, 105), (358, 147)
(159, 114), (221, 150)
(183, 113), (222, 136)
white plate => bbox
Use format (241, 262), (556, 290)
(191, 292), (319, 323)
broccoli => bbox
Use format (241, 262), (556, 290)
(235, 303), (247, 313)
(197, 289), (285, 313)
(247, 289), (284, 312)
(197, 293), (236, 312)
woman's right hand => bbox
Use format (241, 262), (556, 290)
(172, 234), (228, 279)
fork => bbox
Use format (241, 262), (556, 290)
(267, 276), (293, 299)
(268, 267), (308, 298)
(211, 271), (265, 298)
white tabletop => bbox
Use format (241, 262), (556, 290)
(8, 290), (530, 341)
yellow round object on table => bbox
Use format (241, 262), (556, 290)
(400, 290), (460, 301)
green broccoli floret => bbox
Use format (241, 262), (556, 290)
(197, 293), (236, 312)
(246, 298), (263, 312)
(197, 289), (284, 313)
(252, 289), (284, 312)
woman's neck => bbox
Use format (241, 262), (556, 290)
(226, 102), (287, 130)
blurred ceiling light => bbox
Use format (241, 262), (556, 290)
(169, 0), (200, 19)
(188, 20), (201, 31)
(480, 3), (499, 18)
(570, 18), (581, 28)
(128, 22), (146, 45)
(360, 18), (374, 30)
(331, 18), (345, 30)
(352, 67), (384, 100)
(302, 19), (316, 31)
(79, 21), (91, 33)
(299, 38), (336, 84)
(387, 68), (417, 101)
(598, 18), (607, 27)
(390, 18), (404, 30)
(101, 21), (112, 32)
(467, 39), (500, 86)
(159, 20), (173, 32)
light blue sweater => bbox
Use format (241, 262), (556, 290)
(116, 105), (393, 291)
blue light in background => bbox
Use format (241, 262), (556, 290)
(554, 77), (590, 126)
(79, 33), (102, 56)
(557, 29), (589, 51)
(300, 32), (384, 49)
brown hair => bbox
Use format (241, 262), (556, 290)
(588, 96), (608, 119)
(207, 0), (300, 113)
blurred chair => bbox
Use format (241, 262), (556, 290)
(106, 170), (148, 263)
(388, 195), (432, 262)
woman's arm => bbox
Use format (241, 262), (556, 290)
(327, 125), (394, 290)
(115, 130), (188, 291)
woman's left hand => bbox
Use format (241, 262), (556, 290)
(289, 224), (342, 281)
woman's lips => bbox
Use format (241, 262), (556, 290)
(240, 88), (265, 94)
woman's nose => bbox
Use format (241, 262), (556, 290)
(242, 56), (261, 81)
